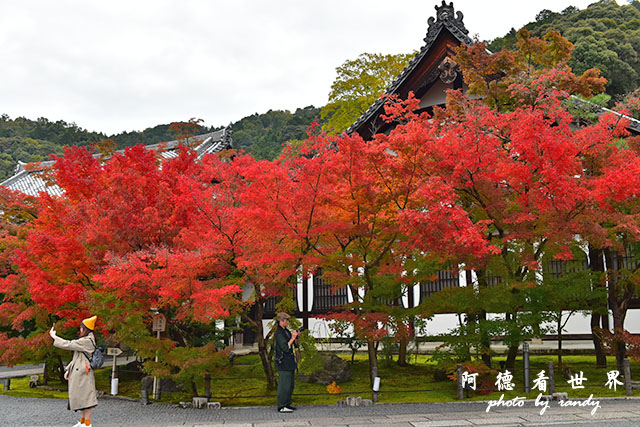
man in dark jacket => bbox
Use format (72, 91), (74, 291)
(274, 312), (299, 412)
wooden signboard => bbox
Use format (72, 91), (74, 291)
(152, 313), (166, 332)
(106, 347), (123, 356)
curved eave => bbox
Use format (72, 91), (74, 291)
(347, 17), (472, 138)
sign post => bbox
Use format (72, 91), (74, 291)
(107, 347), (123, 395)
(152, 313), (166, 400)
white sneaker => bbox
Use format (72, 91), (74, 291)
(72, 423), (83, 427)
(278, 406), (294, 413)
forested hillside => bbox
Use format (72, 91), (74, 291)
(0, 107), (320, 181)
(489, 0), (640, 99)
(231, 106), (320, 160)
(0, 115), (106, 181)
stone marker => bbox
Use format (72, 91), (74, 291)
(337, 396), (371, 407)
(192, 397), (208, 408)
(346, 396), (362, 406)
(29, 375), (39, 388)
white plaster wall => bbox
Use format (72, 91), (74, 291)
(540, 309), (640, 335)
(418, 79), (452, 109)
(540, 311), (592, 335)
(422, 313), (459, 335)
(259, 309), (640, 339)
(418, 81), (472, 109)
(626, 309), (640, 333)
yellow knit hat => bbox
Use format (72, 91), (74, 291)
(82, 315), (97, 331)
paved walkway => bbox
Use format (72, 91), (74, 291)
(1, 395), (639, 426)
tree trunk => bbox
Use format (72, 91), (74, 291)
(458, 313), (472, 362)
(475, 270), (492, 368)
(604, 248), (630, 372)
(590, 313), (607, 368)
(557, 315), (563, 368)
(244, 296), (277, 389)
(397, 335), (408, 366)
(42, 356), (49, 385)
(505, 345), (518, 369)
(57, 354), (65, 382)
(191, 381), (198, 397)
(612, 310), (627, 372)
(588, 245), (608, 368)
(255, 305), (277, 390)
(367, 339), (378, 387)
(397, 321), (412, 366)
(204, 374), (211, 398)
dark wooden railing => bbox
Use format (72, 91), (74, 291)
(311, 269), (349, 313)
(419, 270), (460, 303)
(263, 287), (298, 317)
(543, 258), (590, 279)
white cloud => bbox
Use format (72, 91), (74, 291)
(0, 0), (604, 134)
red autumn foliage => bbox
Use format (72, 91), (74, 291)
(598, 328), (640, 362)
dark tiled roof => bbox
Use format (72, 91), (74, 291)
(569, 96), (640, 135)
(347, 1), (472, 135)
(1, 126), (233, 197)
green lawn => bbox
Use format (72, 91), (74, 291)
(1, 354), (638, 406)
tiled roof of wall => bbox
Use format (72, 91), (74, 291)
(1, 126), (233, 197)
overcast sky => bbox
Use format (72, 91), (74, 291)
(0, 0), (608, 135)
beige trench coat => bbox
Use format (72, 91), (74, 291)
(53, 333), (99, 411)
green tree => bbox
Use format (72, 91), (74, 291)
(320, 53), (413, 134)
(539, 250), (606, 368)
(488, 0), (640, 99)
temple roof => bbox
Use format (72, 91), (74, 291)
(1, 126), (233, 197)
(347, 1), (640, 139)
(347, 1), (472, 137)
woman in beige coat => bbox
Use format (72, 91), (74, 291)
(50, 315), (99, 427)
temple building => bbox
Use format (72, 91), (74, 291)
(0, 127), (233, 197)
(274, 1), (640, 341)
(3, 1), (640, 343)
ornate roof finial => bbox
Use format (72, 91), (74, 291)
(222, 123), (233, 148)
(427, 1), (468, 36)
(436, 1), (455, 21)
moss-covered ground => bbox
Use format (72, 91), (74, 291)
(1, 354), (638, 406)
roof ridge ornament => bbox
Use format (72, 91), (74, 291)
(222, 124), (233, 148)
(426, 1), (469, 42)
(348, 1), (472, 136)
